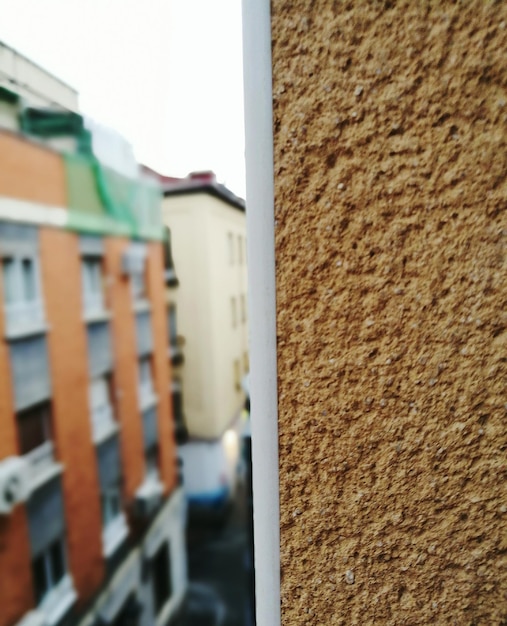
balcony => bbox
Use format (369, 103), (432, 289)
(169, 341), (184, 367)
(82, 291), (108, 322)
(139, 382), (157, 411)
(91, 403), (118, 444)
(24, 441), (62, 491)
(39, 574), (77, 626)
(4, 299), (45, 338)
(134, 471), (164, 520)
(102, 511), (129, 557)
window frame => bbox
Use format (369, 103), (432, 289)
(138, 356), (156, 410)
(1, 252), (44, 336)
(228, 232), (234, 265)
(17, 401), (55, 481)
(17, 401), (52, 456)
(32, 538), (68, 606)
(241, 294), (247, 323)
(151, 541), (173, 616)
(234, 359), (241, 391)
(89, 374), (116, 442)
(101, 483), (123, 527)
(131, 270), (147, 303)
(168, 304), (177, 346)
(81, 255), (106, 316)
(231, 297), (237, 328)
(145, 442), (159, 478)
(238, 234), (243, 264)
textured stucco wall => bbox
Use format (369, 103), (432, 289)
(272, 2), (507, 624)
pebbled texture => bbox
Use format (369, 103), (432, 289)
(272, 1), (507, 624)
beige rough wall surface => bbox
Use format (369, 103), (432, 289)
(272, 2), (507, 624)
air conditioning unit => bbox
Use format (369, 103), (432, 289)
(0, 457), (31, 515)
(15, 609), (48, 626)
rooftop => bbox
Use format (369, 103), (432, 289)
(141, 167), (246, 212)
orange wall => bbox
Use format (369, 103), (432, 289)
(104, 238), (145, 499)
(0, 508), (34, 626)
(147, 242), (178, 493)
(0, 274), (18, 460)
(0, 132), (66, 206)
(0, 264), (33, 625)
(40, 228), (104, 606)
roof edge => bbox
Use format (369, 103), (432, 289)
(163, 182), (245, 212)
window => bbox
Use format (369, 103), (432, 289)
(32, 538), (66, 605)
(151, 542), (172, 615)
(17, 401), (53, 472)
(2, 256), (37, 303)
(131, 272), (147, 302)
(231, 297), (237, 328)
(123, 243), (147, 303)
(112, 595), (141, 626)
(10, 335), (51, 411)
(228, 232), (234, 265)
(81, 257), (104, 315)
(97, 436), (127, 556)
(234, 359), (241, 391)
(21, 258), (37, 301)
(26, 478), (75, 615)
(241, 294), (247, 323)
(238, 235), (243, 264)
(243, 351), (249, 373)
(101, 485), (122, 527)
(172, 380), (184, 423)
(87, 322), (113, 379)
(140, 358), (152, 387)
(17, 403), (51, 455)
(135, 311), (153, 356)
(168, 304), (177, 346)
(89, 375), (115, 441)
(145, 444), (159, 478)
(139, 357), (155, 408)
(2, 257), (17, 303)
(1, 255), (43, 334)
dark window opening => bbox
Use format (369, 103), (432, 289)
(112, 593), (141, 626)
(32, 539), (66, 605)
(18, 402), (52, 455)
(151, 542), (172, 615)
(145, 443), (159, 476)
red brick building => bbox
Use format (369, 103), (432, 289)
(0, 88), (187, 626)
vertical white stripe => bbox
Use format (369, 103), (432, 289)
(242, 1), (281, 625)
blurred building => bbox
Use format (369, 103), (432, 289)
(0, 83), (187, 626)
(0, 40), (79, 112)
(146, 169), (249, 517)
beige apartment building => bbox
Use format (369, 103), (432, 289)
(158, 171), (248, 513)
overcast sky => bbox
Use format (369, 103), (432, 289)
(0, 0), (246, 198)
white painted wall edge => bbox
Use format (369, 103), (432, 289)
(242, 1), (281, 626)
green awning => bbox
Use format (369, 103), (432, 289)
(0, 85), (20, 105)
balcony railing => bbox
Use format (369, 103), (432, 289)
(4, 300), (44, 337)
(91, 404), (116, 443)
(25, 440), (56, 487)
(139, 382), (156, 410)
(83, 292), (106, 319)
(102, 512), (129, 557)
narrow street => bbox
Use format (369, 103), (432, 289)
(176, 477), (255, 626)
